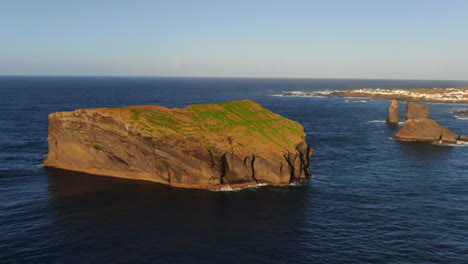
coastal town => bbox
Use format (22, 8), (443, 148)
(331, 87), (468, 103)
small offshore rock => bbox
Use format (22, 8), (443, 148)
(394, 118), (457, 144)
(453, 109), (468, 115)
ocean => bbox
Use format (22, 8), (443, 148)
(1, 76), (467, 264)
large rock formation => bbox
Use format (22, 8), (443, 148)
(405, 102), (429, 120)
(44, 100), (313, 189)
(394, 118), (457, 143)
(385, 99), (399, 124)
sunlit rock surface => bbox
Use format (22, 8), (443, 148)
(405, 102), (429, 120)
(394, 118), (457, 144)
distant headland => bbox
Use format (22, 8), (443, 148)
(331, 87), (468, 103)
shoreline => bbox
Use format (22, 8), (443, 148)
(43, 163), (303, 191)
(331, 87), (468, 103)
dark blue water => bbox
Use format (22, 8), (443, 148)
(1, 76), (467, 264)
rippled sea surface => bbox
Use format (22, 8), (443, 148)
(1, 77), (467, 264)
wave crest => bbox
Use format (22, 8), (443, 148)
(273, 90), (339, 97)
(210, 183), (268, 192)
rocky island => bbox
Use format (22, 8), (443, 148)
(44, 100), (312, 190)
(394, 118), (457, 144)
(385, 101), (459, 144)
(332, 87), (468, 103)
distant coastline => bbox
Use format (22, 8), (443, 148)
(331, 87), (468, 103)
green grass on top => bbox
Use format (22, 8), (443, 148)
(125, 100), (304, 146)
(189, 100), (303, 145)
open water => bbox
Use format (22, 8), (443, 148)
(1, 76), (467, 264)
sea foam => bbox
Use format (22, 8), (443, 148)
(432, 142), (468, 147)
(369, 120), (403, 124)
(454, 115), (468, 120)
(210, 183), (268, 192)
(273, 90), (338, 97)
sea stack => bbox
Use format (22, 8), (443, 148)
(405, 102), (429, 120)
(385, 99), (399, 124)
(44, 100), (313, 190)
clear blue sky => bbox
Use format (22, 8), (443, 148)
(1, 0), (468, 79)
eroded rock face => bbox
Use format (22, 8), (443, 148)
(405, 102), (429, 120)
(386, 99), (399, 124)
(44, 100), (313, 189)
(394, 118), (457, 143)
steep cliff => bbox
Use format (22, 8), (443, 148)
(44, 100), (313, 189)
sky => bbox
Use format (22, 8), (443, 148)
(1, 0), (468, 80)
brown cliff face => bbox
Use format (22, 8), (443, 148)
(385, 99), (399, 124)
(394, 118), (457, 144)
(405, 102), (429, 120)
(44, 100), (313, 189)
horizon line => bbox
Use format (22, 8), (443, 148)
(1, 74), (468, 82)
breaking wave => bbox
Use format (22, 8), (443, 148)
(273, 90), (338, 97)
(369, 120), (403, 124)
(455, 141), (468, 146)
(390, 138), (467, 146)
(210, 183), (268, 192)
(210, 181), (305, 192)
(454, 115), (468, 120)
(432, 141), (468, 147)
(345, 99), (371, 103)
